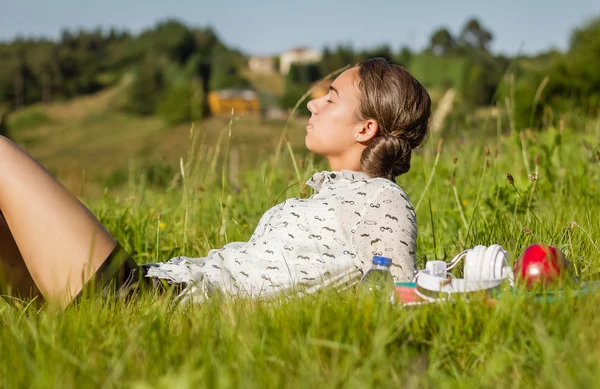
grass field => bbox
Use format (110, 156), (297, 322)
(2, 90), (600, 388)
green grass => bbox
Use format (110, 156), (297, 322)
(8, 96), (308, 198)
(2, 94), (600, 387)
(8, 108), (54, 133)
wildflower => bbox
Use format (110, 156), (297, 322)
(506, 173), (514, 185)
(453, 156), (458, 164)
(160, 222), (166, 229)
(522, 228), (532, 235)
(529, 173), (538, 182)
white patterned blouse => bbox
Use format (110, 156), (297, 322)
(145, 170), (418, 303)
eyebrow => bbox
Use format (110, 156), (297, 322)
(328, 85), (340, 98)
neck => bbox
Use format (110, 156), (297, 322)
(326, 147), (364, 172)
(327, 158), (360, 172)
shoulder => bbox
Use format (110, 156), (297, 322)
(365, 178), (413, 207)
(360, 180), (416, 228)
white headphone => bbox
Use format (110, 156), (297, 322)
(414, 244), (513, 302)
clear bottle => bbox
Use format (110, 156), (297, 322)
(358, 256), (395, 302)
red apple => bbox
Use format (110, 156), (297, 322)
(514, 244), (569, 287)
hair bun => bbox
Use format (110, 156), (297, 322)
(360, 135), (412, 181)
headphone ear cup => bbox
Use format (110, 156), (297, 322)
(465, 245), (486, 280)
(497, 245), (510, 277)
(486, 244), (509, 279)
(464, 248), (475, 280)
(476, 245), (488, 279)
(483, 245), (498, 279)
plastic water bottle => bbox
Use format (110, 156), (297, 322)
(358, 256), (394, 302)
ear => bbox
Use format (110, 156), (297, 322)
(356, 119), (379, 142)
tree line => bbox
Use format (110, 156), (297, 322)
(281, 16), (600, 129)
(0, 20), (249, 124)
(1, 16), (599, 130)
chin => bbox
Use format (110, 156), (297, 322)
(304, 136), (311, 151)
(305, 135), (330, 157)
(304, 135), (317, 153)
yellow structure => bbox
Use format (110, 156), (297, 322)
(310, 79), (333, 100)
(207, 89), (261, 116)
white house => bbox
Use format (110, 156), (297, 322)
(248, 56), (275, 74)
(279, 47), (322, 75)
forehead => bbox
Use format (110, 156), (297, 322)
(331, 67), (360, 99)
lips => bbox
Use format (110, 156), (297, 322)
(306, 119), (314, 131)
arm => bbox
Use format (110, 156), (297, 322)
(351, 187), (417, 281)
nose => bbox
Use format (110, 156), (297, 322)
(307, 95), (325, 115)
(307, 98), (317, 115)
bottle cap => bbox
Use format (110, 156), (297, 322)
(372, 256), (392, 266)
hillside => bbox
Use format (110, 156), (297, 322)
(6, 82), (308, 198)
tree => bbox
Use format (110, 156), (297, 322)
(429, 28), (455, 55)
(360, 45), (393, 61)
(0, 106), (9, 139)
(319, 46), (336, 75)
(396, 46), (412, 67)
(192, 27), (219, 57)
(27, 42), (61, 103)
(209, 45), (250, 90)
(0, 20), (243, 117)
(459, 18), (493, 51)
(13, 48), (38, 108)
(185, 54), (212, 117)
(546, 16), (600, 108)
(141, 20), (197, 65)
(280, 63), (321, 115)
(335, 45), (356, 67)
(126, 54), (166, 115)
(321, 44), (356, 75)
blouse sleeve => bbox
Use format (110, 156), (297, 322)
(351, 187), (418, 282)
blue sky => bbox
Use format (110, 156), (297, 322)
(1, 0), (598, 55)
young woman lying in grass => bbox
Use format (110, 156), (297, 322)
(0, 58), (431, 308)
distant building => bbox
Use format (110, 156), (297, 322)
(279, 47), (322, 75)
(207, 89), (260, 116)
(248, 56), (275, 74)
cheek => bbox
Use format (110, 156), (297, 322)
(323, 106), (355, 134)
(306, 125), (353, 155)
(306, 105), (357, 153)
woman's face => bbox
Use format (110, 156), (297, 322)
(305, 67), (362, 159)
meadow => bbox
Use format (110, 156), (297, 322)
(1, 89), (600, 388)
